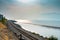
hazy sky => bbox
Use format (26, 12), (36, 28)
(0, 0), (60, 20)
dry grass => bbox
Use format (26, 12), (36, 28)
(0, 22), (7, 29)
(0, 22), (18, 40)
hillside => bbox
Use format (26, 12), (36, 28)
(0, 22), (18, 40)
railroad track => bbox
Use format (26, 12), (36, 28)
(8, 21), (38, 40)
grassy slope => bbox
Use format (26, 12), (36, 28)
(0, 22), (18, 40)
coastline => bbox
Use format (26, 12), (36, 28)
(14, 21), (56, 40)
(15, 21), (59, 40)
(11, 20), (48, 40)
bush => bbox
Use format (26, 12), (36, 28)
(48, 36), (58, 40)
(0, 17), (7, 24)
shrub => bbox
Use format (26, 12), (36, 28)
(48, 36), (58, 40)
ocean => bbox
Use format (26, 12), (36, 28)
(15, 20), (60, 40)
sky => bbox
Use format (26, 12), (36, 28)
(0, 0), (60, 20)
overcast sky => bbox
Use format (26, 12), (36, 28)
(0, 0), (60, 20)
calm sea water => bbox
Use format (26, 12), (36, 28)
(15, 21), (60, 40)
(32, 20), (60, 27)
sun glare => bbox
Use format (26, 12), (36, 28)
(18, 0), (31, 3)
(16, 19), (32, 23)
(17, 0), (36, 3)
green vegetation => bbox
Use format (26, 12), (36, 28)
(48, 36), (58, 40)
(0, 17), (7, 24)
(32, 32), (39, 35)
(32, 32), (58, 40)
(32, 32), (44, 37)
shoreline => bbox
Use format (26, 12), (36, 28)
(15, 21), (59, 40)
(15, 22), (58, 40)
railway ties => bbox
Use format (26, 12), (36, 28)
(8, 21), (38, 40)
